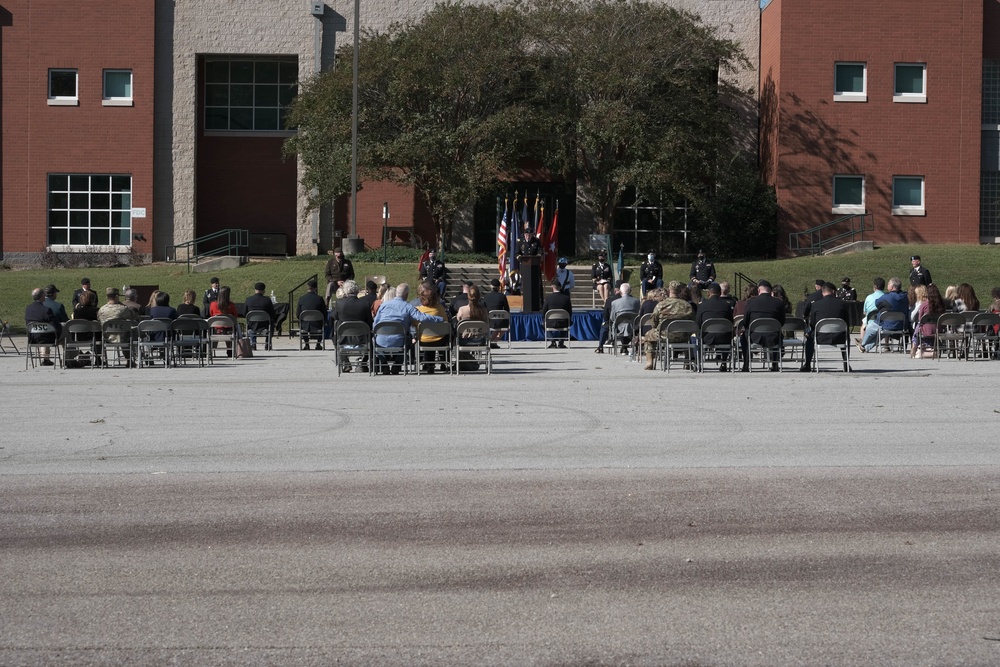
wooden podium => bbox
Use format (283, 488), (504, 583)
(519, 255), (542, 313)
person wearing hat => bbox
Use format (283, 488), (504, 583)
(689, 250), (716, 290)
(72, 277), (95, 310)
(555, 257), (575, 295)
(591, 252), (613, 303)
(419, 249), (448, 299)
(42, 285), (69, 325)
(25, 287), (61, 365)
(297, 278), (328, 350)
(909, 255), (931, 287)
(639, 251), (663, 296)
(801, 278), (826, 320)
(836, 277), (857, 301)
(244, 282), (277, 350)
(739, 279), (785, 371)
(325, 247), (356, 305)
(516, 227), (541, 258)
(202, 277), (221, 318)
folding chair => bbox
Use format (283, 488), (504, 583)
(135, 319), (171, 368)
(335, 321), (372, 376)
(634, 313), (652, 363)
(967, 312), (1000, 361)
(745, 317), (783, 372)
(206, 315), (238, 362)
(372, 321), (409, 375)
(611, 309), (639, 357)
(416, 320), (454, 375)
(25, 322), (61, 369)
(934, 312), (968, 360)
(542, 309), (571, 348)
(170, 317), (209, 366)
(812, 318), (850, 372)
(0, 317), (20, 354)
(244, 310), (273, 351)
(488, 310), (511, 349)
(455, 320), (491, 374)
(660, 320), (699, 373)
(101, 319), (134, 368)
(914, 312), (937, 356)
(875, 311), (907, 353)
(781, 316), (807, 362)
(298, 309), (327, 350)
(62, 319), (100, 369)
(699, 318), (736, 373)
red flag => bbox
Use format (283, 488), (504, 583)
(417, 248), (430, 272)
(543, 205), (559, 281)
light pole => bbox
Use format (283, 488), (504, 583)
(382, 202), (390, 266)
(349, 0), (360, 241)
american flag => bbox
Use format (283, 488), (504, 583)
(497, 200), (509, 284)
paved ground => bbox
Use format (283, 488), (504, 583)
(2, 337), (999, 665)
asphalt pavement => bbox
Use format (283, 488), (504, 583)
(2, 337), (999, 665)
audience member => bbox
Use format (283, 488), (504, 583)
(595, 280), (623, 354)
(372, 283), (443, 375)
(696, 282), (735, 372)
(145, 290), (162, 316)
(297, 279), (328, 350)
(719, 281), (737, 309)
(148, 292), (178, 320)
(954, 283), (980, 312)
(771, 284), (793, 315)
(177, 290), (201, 316)
(858, 277), (886, 341)
(857, 277), (908, 353)
(98, 287), (137, 363)
(641, 283), (694, 370)
(244, 282), (276, 350)
(609, 282), (641, 355)
(800, 281), (850, 372)
(456, 284), (490, 347)
(943, 284), (959, 310)
(740, 280), (786, 372)
(209, 286), (239, 357)
(639, 287), (666, 337)
(73, 290), (100, 321)
(333, 280), (373, 372)
(911, 283), (946, 358)
(733, 283), (758, 319)
(122, 288), (142, 315)
(541, 279), (573, 349)
(25, 287), (59, 365)
(415, 282), (450, 373)
(42, 285), (69, 325)
(484, 279), (510, 348)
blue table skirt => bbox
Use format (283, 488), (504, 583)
(510, 311), (602, 342)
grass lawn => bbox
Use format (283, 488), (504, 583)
(3, 244), (999, 334)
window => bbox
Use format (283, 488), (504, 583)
(894, 63), (926, 103)
(103, 69), (133, 106)
(47, 174), (132, 248)
(48, 69), (78, 106)
(204, 57), (298, 132)
(834, 62), (866, 102)
(892, 176), (925, 215)
(832, 175), (865, 214)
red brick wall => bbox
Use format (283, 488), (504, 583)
(334, 181), (435, 251)
(759, 0), (783, 187)
(986, 0), (1000, 58)
(0, 0), (155, 256)
(764, 0), (983, 252)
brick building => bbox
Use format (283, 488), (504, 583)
(760, 0), (998, 252)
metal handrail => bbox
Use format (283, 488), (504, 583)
(734, 272), (757, 301)
(285, 274), (320, 337)
(788, 213), (874, 256)
(166, 229), (249, 272)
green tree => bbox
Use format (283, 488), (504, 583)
(286, 2), (540, 249)
(528, 0), (751, 235)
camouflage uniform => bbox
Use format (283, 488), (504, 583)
(641, 297), (694, 369)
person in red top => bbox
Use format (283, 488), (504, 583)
(209, 286), (239, 357)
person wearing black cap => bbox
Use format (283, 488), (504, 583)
(909, 255), (931, 286)
(325, 247), (355, 304)
(297, 279), (328, 349)
(42, 285), (69, 325)
(591, 252), (613, 303)
(740, 279), (785, 371)
(555, 257), (575, 294)
(72, 277), (95, 310)
(836, 277), (857, 301)
(689, 250), (716, 289)
(800, 278), (825, 319)
(245, 282), (276, 350)
(202, 277), (220, 318)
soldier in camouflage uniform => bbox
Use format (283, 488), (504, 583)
(641, 290), (694, 370)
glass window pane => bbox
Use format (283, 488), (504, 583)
(206, 84), (229, 106)
(49, 192), (68, 209)
(114, 212), (132, 228)
(48, 210), (68, 227)
(895, 65), (924, 94)
(104, 70), (132, 98)
(255, 84), (278, 107)
(205, 60), (229, 84)
(279, 60), (298, 84)
(230, 84), (253, 107)
(91, 211), (110, 228)
(231, 61), (254, 83)
(111, 193), (131, 210)
(49, 175), (68, 191)
(834, 177), (863, 206)
(91, 193), (110, 210)
(255, 61), (279, 84)
(230, 107), (253, 130)
(70, 229), (89, 245)
(70, 211), (89, 228)
(279, 83), (297, 107)
(91, 175), (111, 192)
(70, 193), (89, 209)
(111, 176), (131, 193)
(49, 228), (68, 245)
(205, 109), (229, 130)
(254, 107), (278, 130)
(894, 178), (923, 206)
(69, 175), (89, 191)
(113, 229), (131, 245)
(91, 229), (110, 245)
(50, 70), (77, 97)
(835, 64), (864, 93)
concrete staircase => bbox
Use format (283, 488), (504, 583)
(443, 264), (600, 310)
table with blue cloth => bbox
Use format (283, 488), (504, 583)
(509, 311), (603, 341)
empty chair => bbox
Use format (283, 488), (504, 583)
(455, 320), (491, 374)
(298, 309), (327, 350)
(634, 313), (653, 363)
(967, 312), (1000, 360)
(135, 319), (171, 368)
(63, 319), (101, 368)
(25, 322), (62, 369)
(371, 320), (409, 375)
(244, 310), (273, 351)
(335, 321), (372, 377)
(0, 317), (20, 354)
(542, 308), (571, 348)
(934, 312), (968, 360)
(416, 320), (454, 375)
(699, 318), (736, 373)
(745, 317), (783, 372)
(661, 319), (699, 373)
(810, 318), (850, 372)
(100, 319), (134, 368)
(488, 309), (511, 349)
(170, 317), (209, 366)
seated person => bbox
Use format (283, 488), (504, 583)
(609, 282), (640, 354)
(244, 282), (276, 350)
(297, 279), (328, 350)
(176, 289), (202, 316)
(483, 278), (510, 348)
(857, 277), (908, 352)
(541, 279), (573, 349)
(696, 282), (735, 372)
(334, 280), (374, 372)
(641, 284), (694, 370)
(800, 281), (850, 371)
(456, 285), (490, 346)
(416, 281), (450, 373)
(372, 283), (443, 375)
(25, 287), (61, 366)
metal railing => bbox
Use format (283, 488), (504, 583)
(733, 272), (757, 301)
(166, 229), (249, 272)
(285, 274), (320, 337)
(788, 213), (874, 256)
